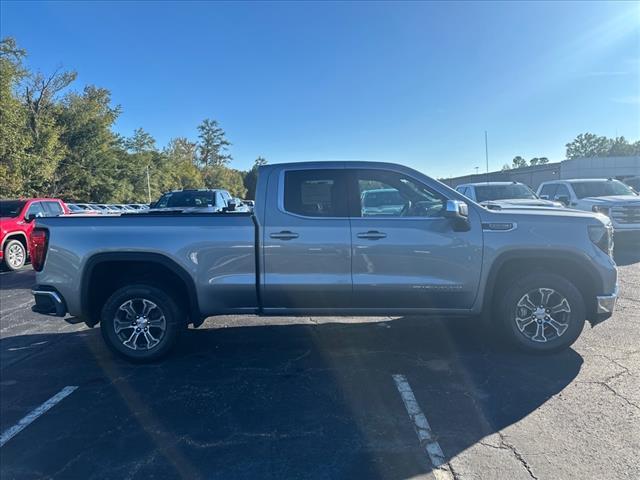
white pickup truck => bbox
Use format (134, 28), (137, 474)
(537, 179), (640, 236)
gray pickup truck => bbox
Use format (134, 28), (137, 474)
(30, 162), (618, 361)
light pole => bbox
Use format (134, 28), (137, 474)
(146, 165), (151, 203)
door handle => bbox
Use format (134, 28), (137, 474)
(270, 230), (299, 240)
(357, 230), (387, 240)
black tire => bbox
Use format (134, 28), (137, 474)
(497, 272), (585, 354)
(3, 239), (27, 271)
(100, 284), (184, 362)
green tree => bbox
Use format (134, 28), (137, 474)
(54, 86), (121, 201)
(21, 67), (77, 195)
(565, 133), (612, 159)
(124, 127), (156, 153)
(529, 157), (549, 166)
(243, 156), (267, 200)
(197, 118), (231, 167)
(203, 166), (246, 197)
(0, 37), (30, 197)
(161, 137), (203, 191)
(511, 156), (527, 168)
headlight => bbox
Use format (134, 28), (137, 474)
(588, 224), (614, 256)
(592, 205), (610, 216)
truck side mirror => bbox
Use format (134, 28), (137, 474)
(555, 195), (570, 206)
(225, 200), (237, 212)
(25, 212), (42, 222)
(443, 200), (470, 232)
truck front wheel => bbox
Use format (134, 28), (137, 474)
(3, 239), (27, 271)
(100, 284), (183, 362)
(498, 272), (585, 353)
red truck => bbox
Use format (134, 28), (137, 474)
(0, 198), (69, 271)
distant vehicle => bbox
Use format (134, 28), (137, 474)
(0, 198), (68, 271)
(537, 179), (640, 234)
(151, 189), (235, 213)
(31, 161), (617, 361)
(456, 182), (563, 209)
(361, 188), (407, 216)
(233, 198), (251, 213)
(623, 176), (640, 193)
(75, 203), (101, 214)
(67, 203), (99, 215)
(92, 204), (120, 214)
(126, 203), (149, 211)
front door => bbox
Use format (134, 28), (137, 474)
(262, 167), (353, 310)
(349, 168), (483, 310)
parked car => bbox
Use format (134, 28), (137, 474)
(361, 188), (407, 216)
(0, 198), (68, 271)
(75, 203), (101, 214)
(67, 203), (99, 215)
(456, 182), (563, 209)
(623, 176), (640, 193)
(93, 204), (120, 214)
(126, 203), (149, 211)
(30, 161), (617, 361)
(537, 179), (640, 235)
(151, 189), (236, 213)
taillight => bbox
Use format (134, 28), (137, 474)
(31, 228), (49, 272)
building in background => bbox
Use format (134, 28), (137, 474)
(442, 156), (640, 190)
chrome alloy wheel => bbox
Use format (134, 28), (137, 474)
(6, 242), (26, 269)
(515, 288), (571, 343)
(114, 299), (166, 350)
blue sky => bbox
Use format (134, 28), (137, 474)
(2, 1), (639, 177)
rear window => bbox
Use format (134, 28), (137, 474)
(0, 200), (26, 218)
(571, 180), (635, 199)
(155, 191), (217, 208)
(283, 170), (349, 217)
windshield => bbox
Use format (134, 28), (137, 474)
(571, 180), (635, 199)
(474, 184), (537, 202)
(155, 191), (217, 208)
(362, 189), (405, 207)
(0, 200), (26, 218)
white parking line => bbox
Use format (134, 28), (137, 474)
(392, 374), (453, 480)
(0, 386), (78, 447)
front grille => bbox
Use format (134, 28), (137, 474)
(611, 205), (640, 224)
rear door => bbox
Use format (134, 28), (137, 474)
(262, 167), (353, 309)
(349, 168), (483, 310)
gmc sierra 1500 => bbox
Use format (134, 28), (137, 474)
(31, 162), (618, 361)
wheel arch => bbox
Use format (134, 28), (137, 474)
(81, 252), (201, 327)
(1, 231), (29, 252)
(484, 250), (602, 321)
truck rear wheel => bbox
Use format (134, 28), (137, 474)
(100, 284), (183, 362)
(497, 272), (585, 353)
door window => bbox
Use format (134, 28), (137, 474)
(354, 170), (445, 218)
(283, 170), (350, 217)
(538, 184), (558, 199)
(42, 201), (64, 217)
(553, 184), (571, 201)
(25, 202), (44, 219)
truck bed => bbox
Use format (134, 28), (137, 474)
(35, 213), (258, 318)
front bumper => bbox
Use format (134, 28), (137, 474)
(32, 287), (67, 317)
(593, 285), (618, 324)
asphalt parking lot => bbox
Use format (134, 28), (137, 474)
(1, 244), (639, 480)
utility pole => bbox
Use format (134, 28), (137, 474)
(146, 165), (151, 203)
(484, 131), (489, 183)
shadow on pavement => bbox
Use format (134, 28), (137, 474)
(0, 317), (583, 480)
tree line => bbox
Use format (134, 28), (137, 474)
(502, 133), (639, 171)
(0, 37), (264, 202)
